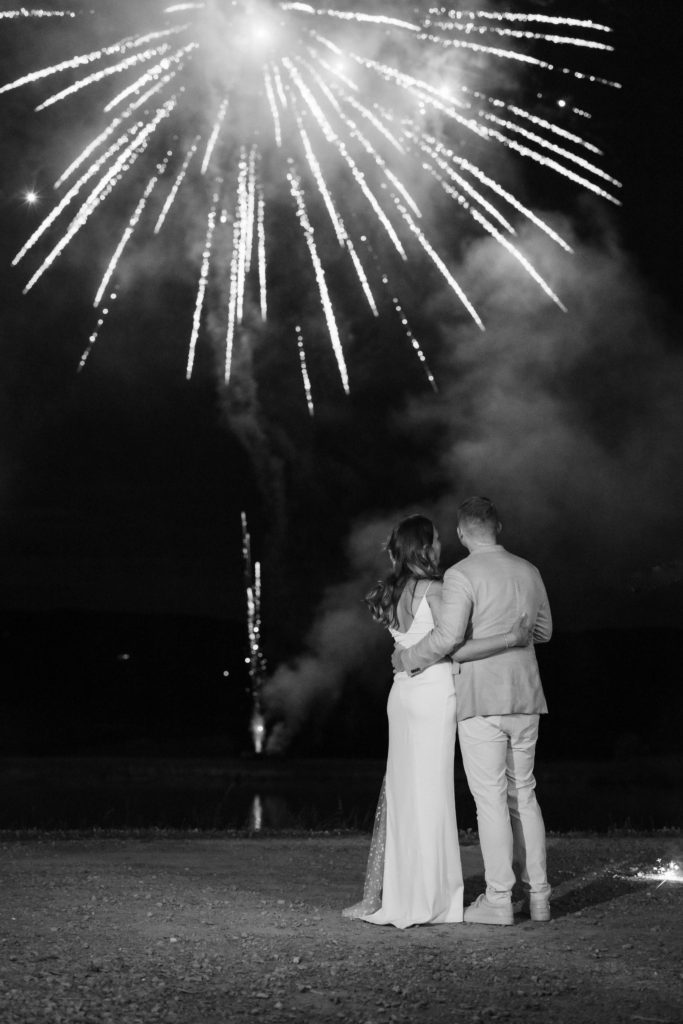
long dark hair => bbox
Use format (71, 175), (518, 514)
(365, 514), (442, 628)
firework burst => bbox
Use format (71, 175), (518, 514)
(2, 2), (619, 405)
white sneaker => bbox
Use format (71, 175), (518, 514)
(523, 894), (551, 922)
(463, 894), (514, 926)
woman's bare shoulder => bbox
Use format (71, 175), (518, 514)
(423, 579), (443, 609)
(409, 578), (441, 600)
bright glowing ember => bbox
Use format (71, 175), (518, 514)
(2, 2), (620, 400)
(634, 859), (683, 888)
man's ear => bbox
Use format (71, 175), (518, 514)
(496, 521), (502, 534)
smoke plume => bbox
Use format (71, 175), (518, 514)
(262, 209), (683, 750)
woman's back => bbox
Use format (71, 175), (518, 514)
(389, 592), (436, 647)
(390, 579), (440, 647)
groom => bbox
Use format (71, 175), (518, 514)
(392, 496), (553, 925)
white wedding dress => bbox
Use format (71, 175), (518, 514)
(351, 593), (464, 928)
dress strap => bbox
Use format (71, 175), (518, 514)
(409, 579), (431, 616)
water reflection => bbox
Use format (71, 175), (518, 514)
(249, 794), (263, 832)
(247, 792), (299, 831)
(1, 756), (680, 832)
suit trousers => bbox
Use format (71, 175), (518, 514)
(458, 713), (550, 904)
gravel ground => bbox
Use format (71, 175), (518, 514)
(1, 832), (682, 1023)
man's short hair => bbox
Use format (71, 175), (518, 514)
(457, 496), (500, 533)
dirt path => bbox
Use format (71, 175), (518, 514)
(1, 832), (682, 1023)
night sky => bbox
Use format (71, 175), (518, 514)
(0, 2), (682, 753)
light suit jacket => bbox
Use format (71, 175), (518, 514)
(400, 545), (552, 722)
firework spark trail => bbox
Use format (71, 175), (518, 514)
(295, 323), (315, 416)
(186, 189), (218, 379)
(325, 44), (489, 145)
(244, 147), (257, 277)
(0, 9), (77, 19)
(346, 240), (379, 315)
(93, 152), (172, 307)
(423, 147), (516, 235)
(0, 24), (187, 97)
(419, 135), (574, 253)
(287, 163), (350, 394)
(385, 281), (437, 392)
(481, 112), (621, 187)
(78, 288), (118, 371)
(295, 116), (346, 246)
(313, 52), (360, 99)
(470, 205), (567, 310)
(224, 235), (239, 385)
(397, 201), (485, 330)
(235, 149), (250, 324)
(22, 97), (177, 294)
(297, 109), (379, 312)
(4, 4), (619, 390)
(480, 31), (611, 52)
(430, 18), (614, 51)
(264, 68), (283, 147)
(333, 87), (405, 156)
(13, 130), (134, 265)
(437, 11), (612, 32)
(420, 12), (619, 87)
(284, 56), (408, 260)
(413, 124), (577, 271)
(35, 44), (172, 111)
(285, 4), (420, 35)
(477, 96), (604, 156)
(154, 136), (200, 233)
(102, 44), (196, 113)
(484, 124), (621, 205)
(417, 151), (566, 308)
(223, 155), (254, 384)
(201, 98), (228, 175)
(55, 76), (171, 188)
(316, 65), (491, 329)
(256, 181), (267, 320)
(418, 31), (565, 73)
(272, 64), (288, 110)
(309, 65), (423, 219)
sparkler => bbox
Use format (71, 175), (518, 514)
(3, 2), (619, 399)
(634, 859), (683, 888)
(241, 510), (267, 754)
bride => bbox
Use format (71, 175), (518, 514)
(344, 514), (529, 929)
